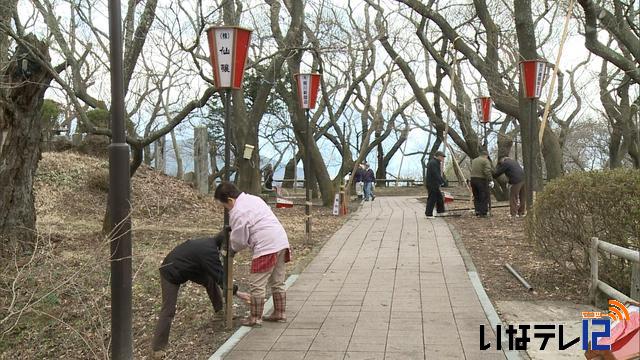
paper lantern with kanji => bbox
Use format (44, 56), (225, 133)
(206, 26), (252, 89)
(474, 97), (493, 124)
(294, 73), (321, 109)
(519, 60), (550, 99)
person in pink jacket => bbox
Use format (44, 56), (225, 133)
(214, 182), (291, 327)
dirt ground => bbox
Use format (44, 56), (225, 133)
(431, 186), (589, 304)
(0, 152), (354, 359)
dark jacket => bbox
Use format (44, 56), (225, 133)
(160, 237), (224, 285)
(354, 167), (365, 182)
(493, 158), (524, 184)
(363, 169), (375, 183)
(426, 157), (444, 189)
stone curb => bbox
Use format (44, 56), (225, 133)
(208, 274), (299, 360)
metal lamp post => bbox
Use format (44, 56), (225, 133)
(518, 59), (550, 210)
(205, 25), (252, 329)
(108, 0), (132, 357)
(474, 96), (493, 150)
(293, 73), (321, 245)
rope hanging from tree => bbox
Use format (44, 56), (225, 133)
(539, 0), (576, 145)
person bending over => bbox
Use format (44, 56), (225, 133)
(152, 233), (230, 354)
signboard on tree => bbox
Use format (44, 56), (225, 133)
(519, 60), (550, 99)
(474, 97), (493, 124)
(294, 73), (321, 109)
(206, 26), (252, 89)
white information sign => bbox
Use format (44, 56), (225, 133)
(214, 28), (234, 88)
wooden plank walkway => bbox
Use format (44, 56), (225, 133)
(223, 197), (506, 360)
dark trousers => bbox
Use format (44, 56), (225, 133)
(425, 186), (445, 216)
(470, 178), (490, 216)
(510, 181), (526, 216)
(152, 273), (223, 351)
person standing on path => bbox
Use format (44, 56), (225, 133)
(354, 163), (365, 199)
(493, 155), (526, 217)
(262, 163), (274, 190)
(214, 182), (291, 327)
(151, 235), (225, 355)
(425, 151), (447, 218)
(470, 151), (493, 217)
(363, 163), (376, 201)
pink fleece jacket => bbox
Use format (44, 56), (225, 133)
(229, 193), (289, 258)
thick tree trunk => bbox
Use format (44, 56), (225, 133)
(493, 133), (512, 201)
(282, 156), (297, 188)
(515, 0), (544, 204)
(231, 89), (261, 194)
(143, 144), (152, 165)
(0, 35), (54, 252)
(541, 127), (564, 180)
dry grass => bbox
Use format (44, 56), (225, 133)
(440, 186), (589, 303)
(1, 151), (350, 359)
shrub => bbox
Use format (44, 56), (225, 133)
(526, 169), (640, 296)
(86, 168), (109, 193)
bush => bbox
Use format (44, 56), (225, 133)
(526, 169), (640, 296)
(86, 168), (109, 193)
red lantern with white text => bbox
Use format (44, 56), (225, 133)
(519, 60), (550, 99)
(206, 26), (252, 89)
(474, 97), (493, 124)
(294, 73), (321, 109)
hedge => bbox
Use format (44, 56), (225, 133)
(526, 169), (640, 296)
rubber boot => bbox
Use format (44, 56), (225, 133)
(241, 296), (264, 327)
(263, 292), (286, 322)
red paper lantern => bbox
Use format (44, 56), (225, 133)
(474, 97), (493, 124)
(206, 26), (252, 89)
(294, 73), (321, 109)
(519, 60), (550, 99)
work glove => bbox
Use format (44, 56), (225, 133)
(489, 181), (495, 189)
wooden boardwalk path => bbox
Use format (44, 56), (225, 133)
(223, 197), (506, 360)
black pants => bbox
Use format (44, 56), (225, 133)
(470, 177), (490, 216)
(425, 186), (445, 216)
(152, 273), (223, 351)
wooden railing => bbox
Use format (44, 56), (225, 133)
(589, 237), (640, 304)
(273, 178), (463, 187)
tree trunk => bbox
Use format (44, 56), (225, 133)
(171, 129), (183, 179)
(0, 35), (54, 252)
(541, 127), (563, 180)
(143, 144), (152, 165)
(493, 132), (512, 201)
(282, 156), (297, 188)
(231, 89), (261, 194)
(515, 0), (544, 203)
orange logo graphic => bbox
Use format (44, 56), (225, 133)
(581, 300), (630, 321)
(606, 300), (630, 321)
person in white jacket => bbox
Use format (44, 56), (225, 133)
(214, 182), (291, 327)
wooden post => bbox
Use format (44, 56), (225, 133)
(631, 260), (640, 301)
(589, 237), (599, 304)
(193, 127), (209, 194)
(72, 133), (83, 146)
(155, 135), (165, 174)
